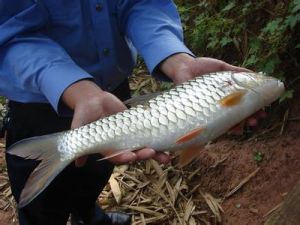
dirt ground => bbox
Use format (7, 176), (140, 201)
(0, 98), (299, 225)
(0, 140), (16, 225)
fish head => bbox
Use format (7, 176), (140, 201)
(231, 72), (285, 105)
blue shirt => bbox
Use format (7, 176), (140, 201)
(0, 0), (192, 113)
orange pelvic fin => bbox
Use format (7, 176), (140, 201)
(176, 127), (205, 144)
(178, 146), (202, 167)
(219, 91), (247, 107)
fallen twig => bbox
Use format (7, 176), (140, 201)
(225, 168), (260, 199)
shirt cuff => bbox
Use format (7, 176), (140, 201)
(141, 37), (194, 80)
(39, 62), (92, 114)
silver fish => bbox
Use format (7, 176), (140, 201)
(8, 71), (284, 207)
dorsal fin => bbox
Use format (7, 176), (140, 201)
(124, 92), (162, 107)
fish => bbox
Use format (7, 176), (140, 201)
(7, 71), (285, 207)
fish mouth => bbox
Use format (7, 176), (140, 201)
(260, 79), (285, 105)
(277, 80), (285, 91)
(276, 79), (285, 99)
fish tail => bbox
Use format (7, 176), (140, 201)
(7, 133), (71, 208)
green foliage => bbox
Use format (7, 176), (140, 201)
(0, 97), (5, 105)
(279, 89), (295, 103)
(175, 0), (300, 85)
(253, 151), (264, 164)
(160, 82), (174, 91)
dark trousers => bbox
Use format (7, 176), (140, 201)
(5, 80), (131, 225)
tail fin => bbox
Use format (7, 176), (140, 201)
(7, 133), (71, 208)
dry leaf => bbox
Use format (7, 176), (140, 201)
(150, 160), (164, 177)
(124, 205), (164, 217)
(109, 174), (122, 204)
(189, 216), (197, 225)
(184, 198), (195, 223)
(201, 192), (223, 223)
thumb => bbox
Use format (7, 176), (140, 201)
(224, 63), (252, 72)
(71, 110), (87, 129)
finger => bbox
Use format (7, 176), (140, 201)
(246, 117), (257, 127)
(153, 152), (171, 165)
(71, 110), (91, 129)
(75, 156), (88, 167)
(109, 151), (137, 164)
(256, 110), (267, 119)
(225, 63), (252, 73)
(71, 113), (84, 129)
(135, 148), (170, 164)
(229, 128), (244, 135)
(134, 148), (156, 161)
(244, 110), (266, 128)
(229, 121), (245, 135)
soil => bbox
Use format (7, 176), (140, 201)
(0, 140), (16, 225)
(0, 99), (299, 225)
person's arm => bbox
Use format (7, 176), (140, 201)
(0, 1), (92, 113)
(117, 0), (193, 78)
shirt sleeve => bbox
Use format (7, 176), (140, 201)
(116, 0), (194, 78)
(0, 1), (92, 112)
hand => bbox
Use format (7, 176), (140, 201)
(160, 53), (251, 85)
(229, 110), (267, 135)
(160, 53), (264, 131)
(62, 80), (170, 167)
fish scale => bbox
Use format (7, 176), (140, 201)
(8, 71), (285, 208)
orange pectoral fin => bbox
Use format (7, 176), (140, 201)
(178, 146), (202, 167)
(219, 91), (247, 107)
(176, 127), (205, 144)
